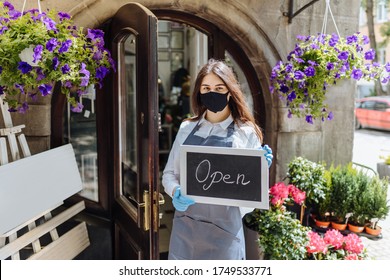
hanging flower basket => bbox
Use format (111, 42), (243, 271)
(269, 32), (390, 123)
(0, 1), (115, 113)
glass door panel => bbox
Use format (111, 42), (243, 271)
(121, 34), (138, 202)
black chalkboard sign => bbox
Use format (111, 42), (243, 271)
(180, 145), (269, 209)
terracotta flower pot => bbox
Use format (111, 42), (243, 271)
(331, 222), (347, 231)
(315, 220), (330, 228)
(348, 223), (365, 233)
(365, 226), (382, 236)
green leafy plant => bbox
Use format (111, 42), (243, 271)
(316, 171), (332, 222)
(379, 154), (390, 165)
(286, 157), (327, 207)
(0, 2), (115, 112)
(244, 182), (310, 260)
(348, 170), (372, 226)
(365, 175), (390, 229)
(270, 33), (389, 123)
(328, 163), (357, 223)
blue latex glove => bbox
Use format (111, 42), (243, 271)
(172, 187), (195, 212)
(259, 144), (273, 167)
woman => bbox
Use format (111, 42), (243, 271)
(162, 59), (272, 260)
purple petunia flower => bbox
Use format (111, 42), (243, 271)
(304, 66), (316, 77)
(362, 35), (370, 45)
(294, 70), (305, 80)
(352, 69), (363, 80)
(385, 63), (390, 72)
(338, 51), (349, 60)
(311, 43), (320, 50)
(63, 81), (73, 88)
(71, 102), (84, 113)
(269, 85), (275, 93)
(18, 62), (33, 74)
(52, 57), (59, 70)
(326, 62), (334, 70)
(39, 84), (53, 96)
(364, 49), (376, 60)
(36, 67), (45, 81)
(327, 112), (334, 121)
(96, 66), (109, 79)
(305, 115), (314, 124)
(346, 35), (358, 44)
(58, 12), (71, 20)
(18, 102), (29, 114)
(87, 29), (104, 41)
(59, 40), (72, 53)
(3, 1), (14, 10)
(46, 38), (58, 52)
(285, 64), (293, 73)
(15, 83), (24, 94)
(93, 49), (103, 60)
(80, 77), (89, 87)
(287, 91), (296, 102)
(79, 63), (90, 87)
(0, 25), (8, 34)
(280, 85), (289, 93)
(61, 64), (70, 74)
(8, 9), (21, 19)
(33, 45), (43, 63)
(43, 17), (57, 31)
(287, 110), (293, 118)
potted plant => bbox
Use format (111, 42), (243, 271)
(0, 2), (115, 112)
(327, 163), (357, 230)
(269, 32), (390, 123)
(364, 175), (390, 236)
(286, 157), (327, 225)
(347, 170), (371, 233)
(377, 153), (390, 180)
(244, 182), (310, 260)
(313, 171), (332, 228)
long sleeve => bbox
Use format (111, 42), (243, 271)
(162, 121), (196, 197)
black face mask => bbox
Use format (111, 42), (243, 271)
(200, 91), (229, 113)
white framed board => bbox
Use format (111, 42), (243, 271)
(179, 145), (269, 209)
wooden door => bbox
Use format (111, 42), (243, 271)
(109, 3), (160, 259)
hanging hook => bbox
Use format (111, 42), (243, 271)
(283, 0), (321, 24)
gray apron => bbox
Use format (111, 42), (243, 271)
(168, 121), (245, 260)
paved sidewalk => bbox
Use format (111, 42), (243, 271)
(362, 227), (390, 260)
(353, 129), (390, 260)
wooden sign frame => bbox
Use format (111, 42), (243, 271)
(180, 145), (269, 209)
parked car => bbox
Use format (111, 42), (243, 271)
(355, 96), (390, 130)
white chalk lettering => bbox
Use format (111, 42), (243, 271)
(195, 159), (251, 190)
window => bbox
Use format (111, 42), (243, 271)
(362, 101), (376, 109)
(377, 0), (387, 23)
(374, 101), (390, 111)
(378, 47), (386, 65)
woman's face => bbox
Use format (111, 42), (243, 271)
(200, 73), (228, 94)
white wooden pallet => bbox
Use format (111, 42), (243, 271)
(0, 97), (89, 260)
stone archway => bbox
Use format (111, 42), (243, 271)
(68, 0), (280, 182)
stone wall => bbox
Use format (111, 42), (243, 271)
(8, 0), (360, 181)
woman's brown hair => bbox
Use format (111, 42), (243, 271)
(189, 59), (263, 143)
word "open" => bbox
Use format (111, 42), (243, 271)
(195, 159), (250, 191)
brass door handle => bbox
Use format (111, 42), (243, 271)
(140, 191), (165, 231)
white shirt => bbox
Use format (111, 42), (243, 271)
(162, 114), (262, 215)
